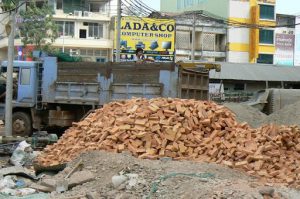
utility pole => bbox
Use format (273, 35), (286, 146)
(62, 21), (65, 53)
(191, 13), (196, 62)
(5, 11), (16, 136)
(116, 0), (121, 62)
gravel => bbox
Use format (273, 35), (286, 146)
(49, 151), (300, 199)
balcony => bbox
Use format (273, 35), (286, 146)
(53, 37), (113, 49)
(0, 38), (23, 49)
(176, 49), (226, 58)
(53, 9), (110, 22)
(0, 36), (112, 50)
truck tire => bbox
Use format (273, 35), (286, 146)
(12, 112), (32, 136)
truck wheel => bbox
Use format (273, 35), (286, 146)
(12, 112), (32, 136)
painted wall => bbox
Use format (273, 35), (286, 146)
(228, 28), (250, 44)
(227, 51), (249, 63)
(229, 0), (251, 19)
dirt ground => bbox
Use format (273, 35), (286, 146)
(49, 151), (300, 199)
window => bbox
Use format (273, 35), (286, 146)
(259, 29), (274, 44)
(96, 58), (106, 63)
(56, 21), (74, 36)
(177, 0), (182, 9)
(88, 23), (103, 38)
(234, 83), (245, 91)
(90, 3), (100, 12)
(57, 0), (63, 9)
(87, 49), (93, 56)
(260, 4), (275, 20)
(25, 1), (46, 10)
(35, 1), (45, 8)
(257, 54), (273, 64)
(80, 49), (87, 56)
(184, 0), (193, 7)
(20, 69), (31, 85)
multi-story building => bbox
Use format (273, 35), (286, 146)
(161, 0), (277, 64)
(174, 12), (227, 62)
(0, 0), (117, 62)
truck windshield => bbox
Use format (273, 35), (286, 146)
(0, 67), (20, 100)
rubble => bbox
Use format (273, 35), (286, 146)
(68, 170), (95, 188)
(49, 151), (300, 199)
(259, 187), (275, 197)
(36, 98), (300, 187)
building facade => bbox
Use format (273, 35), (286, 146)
(161, 0), (277, 64)
(0, 0), (117, 62)
(174, 13), (227, 62)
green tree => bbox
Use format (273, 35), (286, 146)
(19, 2), (58, 50)
(0, 0), (18, 11)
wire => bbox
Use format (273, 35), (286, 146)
(121, 0), (175, 22)
(122, 0), (150, 17)
(127, 0), (156, 14)
(121, 0), (148, 23)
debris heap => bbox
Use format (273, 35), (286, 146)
(37, 98), (300, 187)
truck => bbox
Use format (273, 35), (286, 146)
(0, 57), (215, 136)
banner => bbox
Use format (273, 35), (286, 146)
(114, 16), (175, 62)
(274, 31), (295, 66)
(295, 16), (300, 66)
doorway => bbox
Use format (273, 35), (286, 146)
(79, 29), (87, 38)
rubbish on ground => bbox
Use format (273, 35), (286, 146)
(0, 176), (15, 190)
(64, 159), (83, 179)
(10, 141), (35, 166)
(112, 175), (128, 188)
(0, 166), (37, 180)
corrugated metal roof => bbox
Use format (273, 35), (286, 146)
(209, 62), (300, 82)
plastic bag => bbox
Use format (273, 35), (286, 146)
(10, 141), (32, 166)
(16, 188), (36, 196)
(0, 176), (15, 189)
(0, 187), (17, 195)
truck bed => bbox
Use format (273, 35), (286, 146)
(42, 58), (208, 106)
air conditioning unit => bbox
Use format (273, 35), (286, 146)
(74, 10), (82, 17)
(83, 11), (92, 17)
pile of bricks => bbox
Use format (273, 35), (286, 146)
(36, 98), (300, 187)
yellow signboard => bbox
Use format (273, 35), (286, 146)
(114, 16), (175, 62)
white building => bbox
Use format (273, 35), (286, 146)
(0, 0), (117, 62)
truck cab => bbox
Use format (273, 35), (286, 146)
(0, 61), (41, 136)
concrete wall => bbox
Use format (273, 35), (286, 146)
(229, 0), (251, 19)
(223, 81), (282, 93)
(227, 51), (249, 63)
(228, 1), (251, 63)
(228, 28), (250, 44)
